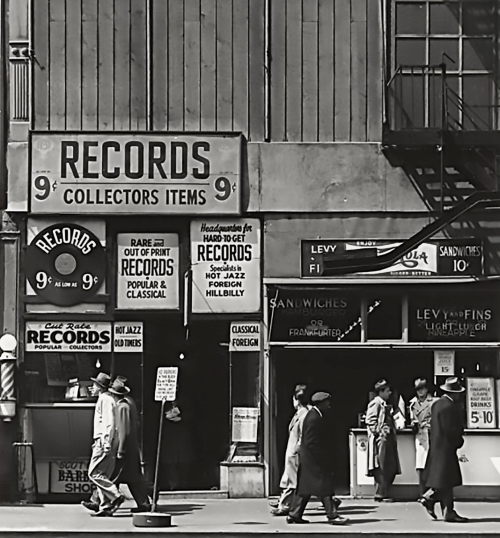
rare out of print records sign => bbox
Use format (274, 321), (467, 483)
(30, 133), (242, 215)
(190, 219), (261, 313)
(116, 233), (179, 310)
(24, 222), (106, 306)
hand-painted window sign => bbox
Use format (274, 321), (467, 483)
(301, 239), (483, 277)
(30, 133), (242, 215)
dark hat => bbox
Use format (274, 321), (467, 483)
(414, 378), (428, 390)
(374, 379), (389, 392)
(311, 391), (331, 403)
(90, 372), (111, 389)
(108, 378), (131, 396)
(440, 377), (465, 393)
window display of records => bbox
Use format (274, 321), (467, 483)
(25, 223), (106, 306)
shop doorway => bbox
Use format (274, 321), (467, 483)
(273, 348), (435, 495)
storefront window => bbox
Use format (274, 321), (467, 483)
(366, 293), (403, 340)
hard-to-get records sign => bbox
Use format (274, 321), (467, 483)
(25, 223), (106, 306)
(116, 233), (179, 310)
(25, 322), (112, 352)
(30, 133), (242, 214)
(191, 219), (261, 313)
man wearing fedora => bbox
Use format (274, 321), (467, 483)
(109, 378), (151, 513)
(409, 378), (438, 498)
(87, 372), (125, 516)
(419, 377), (468, 523)
(366, 379), (401, 502)
(287, 392), (348, 525)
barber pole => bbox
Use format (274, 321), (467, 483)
(0, 335), (18, 421)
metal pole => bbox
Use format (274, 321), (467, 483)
(152, 398), (167, 513)
(440, 63), (447, 214)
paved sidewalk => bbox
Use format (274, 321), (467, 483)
(0, 498), (500, 537)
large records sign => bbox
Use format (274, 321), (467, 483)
(25, 223), (106, 306)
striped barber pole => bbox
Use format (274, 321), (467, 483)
(0, 355), (15, 400)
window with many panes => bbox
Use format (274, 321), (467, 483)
(393, 1), (497, 129)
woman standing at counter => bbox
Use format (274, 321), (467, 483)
(409, 378), (438, 499)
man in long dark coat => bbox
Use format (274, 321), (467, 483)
(286, 392), (348, 525)
(419, 377), (468, 523)
(110, 378), (151, 513)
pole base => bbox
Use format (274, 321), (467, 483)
(132, 512), (172, 527)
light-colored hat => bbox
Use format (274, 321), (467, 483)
(311, 391), (331, 403)
(108, 378), (131, 396)
(374, 379), (389, 392)
(90, 372), (111, 389)
(414, 378), (427, 390)
(440, 377), (465, 393)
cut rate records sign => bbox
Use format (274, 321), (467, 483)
(30, 133), (242, 214)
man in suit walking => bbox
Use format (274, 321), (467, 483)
(287, 392), (348, 525)
(109, 378), (151, 513)
(419, 377), (468, 523)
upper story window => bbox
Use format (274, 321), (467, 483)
(392, 1), (496, 129)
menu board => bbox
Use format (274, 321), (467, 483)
(268, 286), (361, 342)
(466, 377), (497, 429)
(409, 291), (499, 342)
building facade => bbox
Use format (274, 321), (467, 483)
(1, 0), (500, 501)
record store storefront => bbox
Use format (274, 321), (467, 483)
(265, 232), (500, 499)
(19, 133), (262, 498)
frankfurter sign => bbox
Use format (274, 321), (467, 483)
(30, 133), (242, 215)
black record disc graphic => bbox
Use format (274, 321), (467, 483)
(25, 223), (106, 306)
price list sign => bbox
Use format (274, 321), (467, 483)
(154, 367), (178, 402)
(466, 377), (497, 429)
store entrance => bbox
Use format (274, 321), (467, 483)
(273, 348), (435, 495)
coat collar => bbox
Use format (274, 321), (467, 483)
(312, 406), (323, 417)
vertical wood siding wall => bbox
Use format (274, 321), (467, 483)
(32, 0), (382, 142)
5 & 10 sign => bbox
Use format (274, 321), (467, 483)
(466, 377), (497, 429)
(30, 133), (242, 214)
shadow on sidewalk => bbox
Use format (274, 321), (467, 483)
(113, 503), (205, 518)
(467, 517), (500, 523)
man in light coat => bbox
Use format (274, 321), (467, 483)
(366, 379), (401, 502)
(419, 377), (468, 523)
(409, 378), (437, 498)
(270, 384), (309, 516)
(287, 392), (348, 525)
(87, 372), (125, 516)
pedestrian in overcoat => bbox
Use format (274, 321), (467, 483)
(409, 378), (437, 497)
(270, 384), (309, 516)
(419, 377), (468, 523)
(287, 392), (348, 525)
(109, 378), (151, 513)
(366, 379), (401, 502)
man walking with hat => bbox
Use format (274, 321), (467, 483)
(419, 377), (468, 523)
(87, 372), (125, 516)
(409, 378), (437, 498)
(366, 379), (401, 502)
(287, 392), (347, 525)
(109, 377), (151, 513)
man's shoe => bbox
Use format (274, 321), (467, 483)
(328, 515), (349, 525)
(81, 500), (99, 512)
(270, 508), (289, 516)
(444, 511), (468, 523)
(268, 500), (279, 508)
(108, 494), (126, 514)
(286, 516), (309, 524)
(131, 504), (152, 513)
(333, 497), (342, 509)
(418, 497), (437, 520)
(380, 498), (395, 503)
(91, 509), (113, 517)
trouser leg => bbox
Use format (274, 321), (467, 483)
(438, 488), (454, 514)
(278, 486), (295, 511)
(128, 478), (150, 507)
(321, 496), (338, 520)
(373, 468), (386, 499)
(88, 449), (122, 506)
(289, 494), (310, 520)
(417, 470), (426, 498)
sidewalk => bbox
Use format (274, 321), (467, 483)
(1, 498), (500, 537)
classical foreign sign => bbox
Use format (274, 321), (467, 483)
(25, 223), (106, 306)
(116, 233), (179, 310)
(466, 377), (497, 429)
(30, 133), (242, 214)
(25, 322), (112, 352)
(154, 367), (178, 402)
(301, 239), (483, 277)
(229, 322), (262, 351)
(113, 322), (143, 353)
(191, 219), (261, 313)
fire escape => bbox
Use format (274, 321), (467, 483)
(323, 59), (500, 276)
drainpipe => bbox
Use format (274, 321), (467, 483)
(0, 0), (7, 210)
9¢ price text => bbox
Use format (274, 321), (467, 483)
(35, 271), (99, 290)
